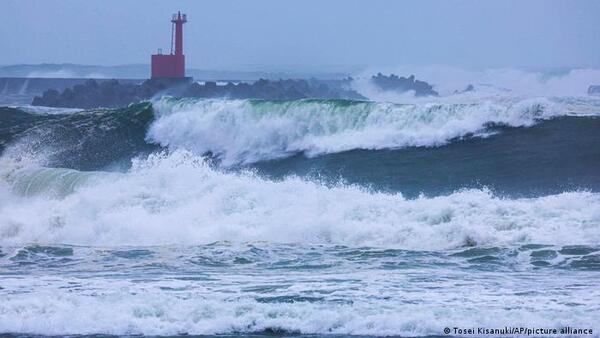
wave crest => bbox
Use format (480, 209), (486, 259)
(148, 97), (574, 165)
(1, 151), (599, 248)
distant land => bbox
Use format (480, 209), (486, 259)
(0, 63), (352, 81)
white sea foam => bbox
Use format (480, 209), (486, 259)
(351, 66), (600, 99)
(1, 151), (599, 248)
(147, 96), (587, 165)
(1, 287), (597, 336)
(0, 259), (598, 336)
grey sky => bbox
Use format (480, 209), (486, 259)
(2, 0), (599, 71)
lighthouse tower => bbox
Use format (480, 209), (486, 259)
(151, 11), (188, 79)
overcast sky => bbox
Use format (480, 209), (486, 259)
(2, 0), (599, 71)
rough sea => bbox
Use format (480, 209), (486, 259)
(1, 74), (600, 337)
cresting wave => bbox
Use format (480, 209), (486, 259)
(1, 151), (599, 248)
(0, 103), (157, 170)
(147, 96), (596, 165)
(2, 92), (600, 337)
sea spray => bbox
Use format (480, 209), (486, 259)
(351, 67), (600, 98)
(148, 96), (578, 165)
(1, 151), (599, 248)
(1, 94), (600, 337)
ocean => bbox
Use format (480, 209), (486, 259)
(0, 92), (599, 337)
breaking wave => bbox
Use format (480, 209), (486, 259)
(148, 96), (598, 165)
(1, 151), (599, 249)
(2, 91), (600, 337)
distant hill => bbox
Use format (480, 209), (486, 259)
(0, 64), (351, 81)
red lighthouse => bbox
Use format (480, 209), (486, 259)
(151, 12), (187, 78)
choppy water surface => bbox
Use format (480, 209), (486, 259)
(1, 93), (600, 337)
(1, 243), (599, 336)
